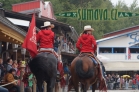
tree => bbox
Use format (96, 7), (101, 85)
(0, 0), (32, 10)
(1, 0), (139, 39)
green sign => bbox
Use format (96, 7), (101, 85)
(55, 9), (139, 20)
(55, 12), (77, 17)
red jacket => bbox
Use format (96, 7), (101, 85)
(76, 34), (97, 53)
(36, 29), (54, 48)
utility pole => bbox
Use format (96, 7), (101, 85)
(80, 0), (83, 31)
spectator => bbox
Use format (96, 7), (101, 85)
(117, 75), (120, 88)
(54, 36), (60, 53)
(28, 73), (33, 87)
(136, 74), (139, 90)
(0, 87), (9, 92)
(14, 60), (17, 63)
(64, 63), (70, 74)
(113, 74), (117, 90)
(6, 58), (13, 72)
(125, 77), (129, 90)
(68, 42), (75, 53)
(106, 74), (111, 89)
(120, 76), (124, 89)
(63, 42), (68, 52)
(0, 57), (5, 81)
(4, 68), (20, 92)
(28, 73), (33, 90)
(12, 61), (18, 72)
(24, 73), (33, 92)
(132, 78), (136, 90)
(109, 75), (114, 90)
(16, 60), (23, 86)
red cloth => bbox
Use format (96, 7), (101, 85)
(36, 29), (54, 48)
(76, 34), (97, 53)
(128, 48), (131, 59)
(57, 61), (66, 87)
(22, 14), (37, 58)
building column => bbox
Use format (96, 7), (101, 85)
(12, 44), (18, 60)
(6, 42), (9, 58)
(0, 42), (2, 56)
(20, 49), (26, 92)
(59, 35), (64, 54)
(0, 7), (5, 17)
(97, 42), (99, 55)
(33, 76), (36, 92)
(21, 48), (26, 61)
(112, 48), (114, 53)
(20, 61), (26, 92)
(2, 42), (6, 62)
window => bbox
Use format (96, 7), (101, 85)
(99, 48), (112, 53)
(113, 48), (126, 53)
(130, 48), (139, 53)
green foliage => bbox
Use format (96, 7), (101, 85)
(0, 0), (32, 10)
(1, 0), (139, 39)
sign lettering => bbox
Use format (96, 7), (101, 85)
(55, 9), (139, 20)
(30, 27), (37, 45)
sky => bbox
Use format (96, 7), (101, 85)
(110, 0), (139, 6)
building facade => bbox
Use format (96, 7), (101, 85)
(97, 25), (139, 71)
(0, 0), (78, 63)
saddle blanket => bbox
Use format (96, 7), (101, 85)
(90, 57), (106, 78)
(90, 57), (98, 65)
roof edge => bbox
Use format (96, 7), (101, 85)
(12, 0), (40, 6)
(97, 29), (139, 43)
(104, 25), (139, 36)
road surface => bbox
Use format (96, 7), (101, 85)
(87, 90), (139, 92)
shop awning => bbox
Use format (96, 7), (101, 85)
(6, 17), (30, 27)
(103, 61), (139, 71)
(0, 14), (26, 44)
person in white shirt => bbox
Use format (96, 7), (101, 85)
(117, 75), (120, 88)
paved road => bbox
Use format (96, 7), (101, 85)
(64, 85), (139, 92)
(68, 89), (139, 92)
(87, 90), (139, 92)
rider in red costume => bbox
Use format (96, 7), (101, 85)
(36, 21), (58, 57)
(76, 25), (97, 53)
(76, 25), (106, 83)
(36, 21), (65, 82)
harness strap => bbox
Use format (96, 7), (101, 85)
(89, 56), (98, 65)
(92, 78), (98, 85)
(39, 50), (53, 53)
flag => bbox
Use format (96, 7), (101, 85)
(128, 48), (131, 59)
(22, 14), (37, 58)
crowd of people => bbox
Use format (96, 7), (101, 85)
(0, 33), (75, 92)
(105, 73), (139, 90)
(0, 57), (33, 92)
(53, 35), (75, 54)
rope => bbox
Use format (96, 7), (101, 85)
(0, 80), (18, 87)
(92, 78), (98, 85)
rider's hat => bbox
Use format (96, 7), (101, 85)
(41, 21), (54, 28)
(83, 25), (94, 33)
